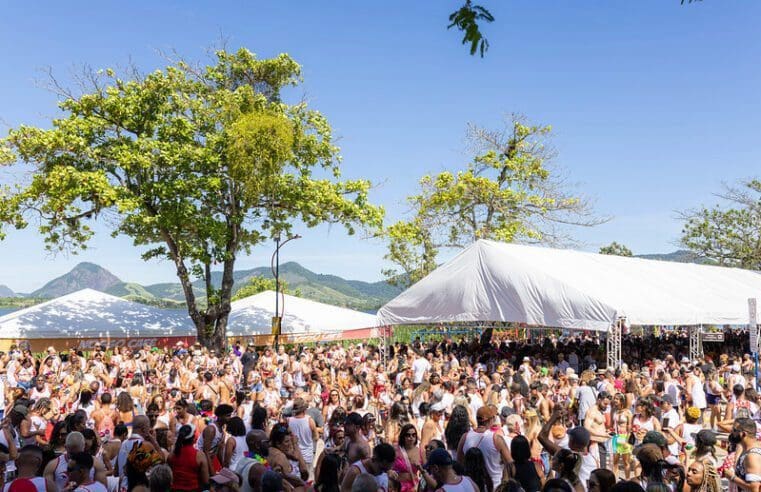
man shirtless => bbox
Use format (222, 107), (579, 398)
(343, 412), (371, 464)
(585, 391), (612, 470)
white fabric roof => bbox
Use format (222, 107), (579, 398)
(0, 289), (194, 339)
(227, 290), (377, 336)
(377, 239), (761, 330)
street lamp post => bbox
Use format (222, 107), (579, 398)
(271, 234), (301, 350)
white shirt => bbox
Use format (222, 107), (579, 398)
(412, 358), (430, 384)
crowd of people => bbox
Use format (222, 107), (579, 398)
(0, 330), (755, 492)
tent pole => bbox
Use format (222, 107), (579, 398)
(607, 318), (623, 370)
(689, 325), (702, 362)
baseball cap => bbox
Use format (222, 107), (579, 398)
(210, 468), (239, 485)
(693, 429), (717, 446)
(660, 394), (676, 406)
(643, 430), (668, 448)
(426, 448), (454, 467)
(430, 402), (446, 413)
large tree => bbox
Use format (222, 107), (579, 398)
(680, 179), (761, 270)
(0, 48), (383, 349)
(382, 114), (605, 287)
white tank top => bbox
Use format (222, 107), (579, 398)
(352, 460), (389, 492)
(196, 424), (224, 453)
(440, 476), (478, 492)
(54, 455), (96, 491)
(288, 416), (314, 463)
(462, 430), (503, 487)
(3, 476), (46, 492)
(682, 423), (703, 447)
(691, 378), (707, 409)
(228, 435), (248, 471)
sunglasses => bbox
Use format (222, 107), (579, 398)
(405, 433), (418, 438)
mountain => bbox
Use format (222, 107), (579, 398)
(13, 248), (714, 312)
(635, 250), (717, 265)
(0, 285), (16, 297)
(31, 262), (122, 298)
(20, 261), (403, 312)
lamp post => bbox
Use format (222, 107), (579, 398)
(271, 234), (301, 350)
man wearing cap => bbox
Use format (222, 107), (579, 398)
(426, 448), (478, 492)
(288, 397), (320, 478)
(658, 395), (681, 458)
(642, 430), (679, 466)
(539, 405), (600, 485)
(209, 467), (240, 492)
(725, 417), (761, 490)
(457, 406), (512, 488)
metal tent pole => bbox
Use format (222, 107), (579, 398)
(607, 318), (623, 370)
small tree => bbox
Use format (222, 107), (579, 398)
(0, 49), (383, 349)
(680, 179), (761, 270)
(382, 114), (605, 287)
(599, 241), (633, 257)
(232, 275), (300, 301)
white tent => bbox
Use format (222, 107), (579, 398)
(0, 288), (194, 340)
(227, 290), (378, 336)
(377, 239), (761, 329)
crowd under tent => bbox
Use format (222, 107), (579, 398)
(227, 290), (383, 344)
(0, 289), (195, 351)
(377, 239), (761, 368)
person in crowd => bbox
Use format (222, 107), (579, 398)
(0, 330), (757, 492)
(340, 443), (396, 492)
(168, 424), (209, 492)
(425, 448), (479, 492)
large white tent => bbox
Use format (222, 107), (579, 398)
(377, 239), (761, 329)
(227, 290), (378, 337)
(0, 289), (194, 349)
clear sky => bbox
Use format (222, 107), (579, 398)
(1, 1), (759, 292)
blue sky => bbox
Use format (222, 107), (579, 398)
(0, 1), (759, 292)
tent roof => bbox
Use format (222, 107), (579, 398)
(227, 290), (377, 336)
(0, 289), (194, 339)
(377, 239), (761, 329)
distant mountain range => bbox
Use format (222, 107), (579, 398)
(12, 261), (402, 312)
(0, 249), (717, 311)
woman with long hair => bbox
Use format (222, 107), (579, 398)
(631, 399), (660, 446)
(384, 402), (409, 445)
(612, 393), (634, 480)
(314, 452), (342, 492)
(444, 404), (471, 458)
(392, 423), (421, 492)
(116, 391), (137, 428)
(168, 424), (209, 492)
(551, 449), (584, 492)
(684, 459), (721, 492)
(464, 447), (494, 492)
(587, 468), (616, 492)
(508, 435), (543, 492)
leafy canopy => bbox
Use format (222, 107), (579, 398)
(383, 114), (604, 287)
(0, 48), (384, 346)
(681, 179), (761, 270)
